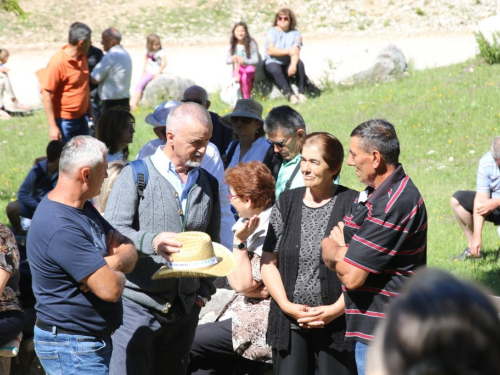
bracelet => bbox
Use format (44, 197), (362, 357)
(152, 235), (159, 255)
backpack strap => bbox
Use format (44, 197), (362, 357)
(284, 162), (301, 192)
(127, 159), (149, 200)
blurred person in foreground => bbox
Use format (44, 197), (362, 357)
(367, 268), (500, 375)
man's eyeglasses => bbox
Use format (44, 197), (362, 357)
(229, 116), (253, 125)
(267, 133), (294, 149)
(181, 99), (205, 105)
(278, 16), (289, 21)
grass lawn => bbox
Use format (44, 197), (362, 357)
(1, 58), (500, 292)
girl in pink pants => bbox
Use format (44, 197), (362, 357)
(226, 22), (260, 99)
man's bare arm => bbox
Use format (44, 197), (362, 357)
(41, 89), (61, 141)
(81, 266), (125, 302)
(105, 230), (138, 274)
(321, 222), (369, 290)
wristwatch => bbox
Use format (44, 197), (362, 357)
(197, 295), (209, 307)
(233, 242), (247, 250)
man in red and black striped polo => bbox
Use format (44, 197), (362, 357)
(322, 119), (427, 375)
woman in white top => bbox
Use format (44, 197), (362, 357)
(220, 98), (270, 170)
(95, 108), (135, 163)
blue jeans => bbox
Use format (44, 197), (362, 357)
(34, 326), (112, 375)
(55, 116), (89, 142)
(355, 341), (369, 375)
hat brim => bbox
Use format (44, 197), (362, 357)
(220, 112), (264, 129)
(145, 113), (165, 128)
(151, 242), (236, 279)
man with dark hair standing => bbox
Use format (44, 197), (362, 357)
(263, 105), (307, 198)
(321, 119), (427, 375)
(91, 27), (132, 112)
(38, 22), (93, 142)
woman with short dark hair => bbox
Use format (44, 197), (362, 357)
(188, 161), (275, 374)
(261, 132), (358, 374)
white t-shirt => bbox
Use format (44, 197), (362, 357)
(146, 49), (167, 75)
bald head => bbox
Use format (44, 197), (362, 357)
(102, 28), (121, 51)
(491, 137), (500, 159)
(166, 102), (212, 134)
(182, 85), (210, 109)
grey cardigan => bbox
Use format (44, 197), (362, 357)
(105, 157), (220, 315)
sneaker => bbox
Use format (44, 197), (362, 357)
(298, 93), (307, 103)
(289, 95), (298, 104)
(0, 109), (11, 120)
(450, 247), (472, 261)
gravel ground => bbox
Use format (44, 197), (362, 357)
(0, 0), (497, 106)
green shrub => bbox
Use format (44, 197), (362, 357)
(476, 31), (500, 64)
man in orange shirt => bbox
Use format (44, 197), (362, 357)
(39, 22), (93, 142)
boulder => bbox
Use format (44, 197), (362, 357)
(141, 73), (195, 107)
(477, 15), (500, 45)
(339, 44), (408, 86)
(199, 288), (235, 324)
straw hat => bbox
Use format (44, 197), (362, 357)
(220, 99), (264, 129)
(145, 100), (180, 127)
(151, 232), (236, 279)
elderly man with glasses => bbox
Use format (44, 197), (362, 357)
(264, 105), (307, 198)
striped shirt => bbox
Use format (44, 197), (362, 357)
(477, 151), (500, 199)
(342, 165), (427, 345)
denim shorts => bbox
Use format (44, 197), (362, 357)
(34, 326), (112, 375)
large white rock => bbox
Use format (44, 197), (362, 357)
(339, 44), (408, 86)
(198, 288), (236, 324)
(477, 15), (500, 45)
(141, 73), (195, 106)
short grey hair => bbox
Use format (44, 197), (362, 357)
(491, 137), (500, 159)
(68, 22), (92, 45)
(264, 105), (306, 137)
(59, 136), (107, 177)
(350, 119), (400, 166)
(166, 102), (212, 134)
(104, 27), (122, 44)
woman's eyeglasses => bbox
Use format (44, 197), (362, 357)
(278, 16), (289, 21)
(227, 194), (240, 202)
(229, 116), (253, 125)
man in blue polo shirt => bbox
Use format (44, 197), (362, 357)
(264, 105), (307, 199)
(27, 136), (137, 374)
(451, 136), (500, 258)
(321, 119), (428, 375)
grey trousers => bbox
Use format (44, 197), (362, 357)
(110, 297), (201, 375)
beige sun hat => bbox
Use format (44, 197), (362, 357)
(220, 99), (264, 129)
(151, 232), (236, 279)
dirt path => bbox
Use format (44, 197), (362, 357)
(5, 31), (477, 107)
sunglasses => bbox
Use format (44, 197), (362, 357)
(267, 132), (295, 149)
(229, 116), (253, 125)
(181, 99), (204, 105)
(278, 16), (289, 21)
